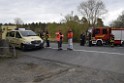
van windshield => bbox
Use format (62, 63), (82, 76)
(20, 30), (37, 37)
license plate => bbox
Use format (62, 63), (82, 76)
(35, 44), (40, 46)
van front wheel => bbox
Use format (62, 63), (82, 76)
(21, 44), (26, 51)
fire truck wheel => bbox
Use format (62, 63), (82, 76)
(122, 41), (124, 47)
(96, 40), (103, 46)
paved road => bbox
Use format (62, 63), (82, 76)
(19, 43), (124, 74)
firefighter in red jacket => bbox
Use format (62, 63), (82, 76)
(67, 28), (73, 50)
(56, 30), (64, 50)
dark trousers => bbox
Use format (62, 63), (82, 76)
(58, 40), (62, 49)
(89, 40), (92, 47)
(80, 40), (85, 46)
(46, 40), (50, 47)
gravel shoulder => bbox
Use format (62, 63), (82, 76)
(0, 53), (124, 83)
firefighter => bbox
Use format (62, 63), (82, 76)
(67, 28), (73, 50)
(45, 30), (50, 47)
(110, 34), (114, 47)
(55, 30), (64, 50)
(80, 32), (85, 46)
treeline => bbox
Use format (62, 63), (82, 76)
(0, 21), (88, 42)
(21, 16), (90, 42)
(20, 21), (88, 42)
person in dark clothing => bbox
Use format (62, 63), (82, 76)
(88, 32), (92, 47)
(59, 32), (63, 50)
(45, 31), (50, 47)
(80, 32), (85, 46)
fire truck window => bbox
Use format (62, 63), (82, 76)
(103, 29), (107, 34)
(95, 29), (100, 34)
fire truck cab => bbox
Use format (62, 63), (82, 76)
(90, 27), (111, 46)
(89, 27), (124, 46)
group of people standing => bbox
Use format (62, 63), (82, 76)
(39, 28), (74, 51)
(39, 29), (115, 49)
(55, 28), (74, 50)
(39, 28), (89, 51)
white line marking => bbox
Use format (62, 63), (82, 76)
(74, 50), (124, 55)
(51, 48), (124, 56)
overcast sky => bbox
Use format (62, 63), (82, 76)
(0, 0), (123, 25)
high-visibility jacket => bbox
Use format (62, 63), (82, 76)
(45, 33), (50, 40)
(56, 32), (64, 41)
(67, 32), (73, 39)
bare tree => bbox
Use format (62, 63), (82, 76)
(73, 15), (80, 23)
(14, 18), (24, 25)
(65, 11), (74, 22)
(97, 18), (104, 27)
(62, 11), (80, 23)
(78, 0), (107, 27)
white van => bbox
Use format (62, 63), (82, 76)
(6, 29), (44, 50)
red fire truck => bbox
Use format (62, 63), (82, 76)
(88, 27), (124, 46)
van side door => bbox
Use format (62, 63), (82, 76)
(15, 31), (22, 47)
